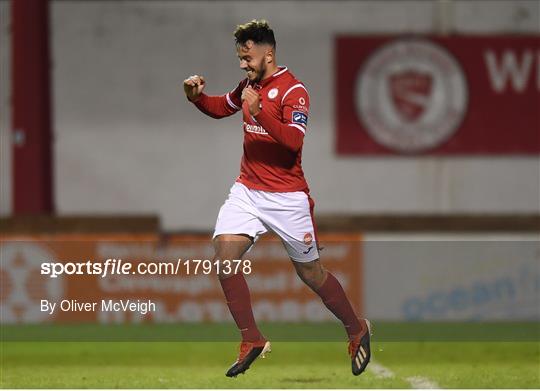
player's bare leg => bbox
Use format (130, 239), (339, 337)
(214, 234), (253, 281)
(291, 258), (326, 289)
(293, 259), (371, 376)
(214, 234), (271, 377)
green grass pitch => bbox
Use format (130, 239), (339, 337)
(1, 324), (539, 388)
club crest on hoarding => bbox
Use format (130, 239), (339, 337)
(356, 39), (468, 152)
(389, 71), (433, 122)
(0, 243), (64, 323)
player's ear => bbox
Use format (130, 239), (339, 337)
(265, 48), (274, 64)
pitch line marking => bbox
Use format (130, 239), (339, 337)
(406, 376), (441, 389)
(369, 361), (441, 389)
(369, 361), (395, 379)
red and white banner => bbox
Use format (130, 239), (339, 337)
(335, 36), (540, 155)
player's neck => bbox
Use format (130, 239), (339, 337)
(261, 64), (279, 81)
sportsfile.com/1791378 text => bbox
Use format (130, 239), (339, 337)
(40, 258), (252, 278)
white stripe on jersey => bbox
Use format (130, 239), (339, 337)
(226, 93), (241, 111)
(281, 83), (309, 105)
(288, 123), (306, 134)
(273, 66), (288, 77)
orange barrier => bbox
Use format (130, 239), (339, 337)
(0, 233), (362, 324)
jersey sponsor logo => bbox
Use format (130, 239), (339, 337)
(292, 111), (308, 126)
(244, 122), (268, 135)
(268, 88), (279, 99)
(356, 38), (467, 152)
(299, 97), (306, 105)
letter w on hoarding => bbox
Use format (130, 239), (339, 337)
(484, 50), (538, 93)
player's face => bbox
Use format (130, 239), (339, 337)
(237, 41), (268, 83)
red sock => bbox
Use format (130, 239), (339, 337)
(219, 273), (263, 342)
(315, 272), (364, 339)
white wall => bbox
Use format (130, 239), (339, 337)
(2, 1), (539, 228)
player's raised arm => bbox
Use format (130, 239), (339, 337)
(184, 75), (243, 120)
(249, 84), (309, 153)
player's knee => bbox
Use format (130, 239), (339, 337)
(294, 259), (325, 288)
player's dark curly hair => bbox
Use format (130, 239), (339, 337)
(234, 19), (276, 48)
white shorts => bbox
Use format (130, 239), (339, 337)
(213, 182), (320, 262)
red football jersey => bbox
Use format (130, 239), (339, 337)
(193, 67), (310, 192)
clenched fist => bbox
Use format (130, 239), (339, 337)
(241, 86), (262, 116)
(183, 75), (205, 102)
